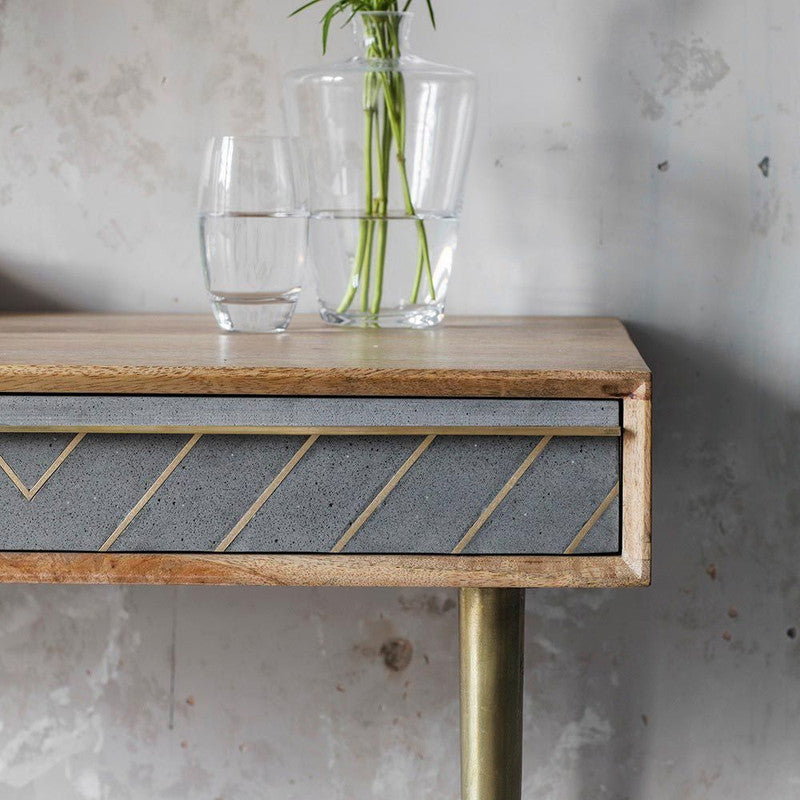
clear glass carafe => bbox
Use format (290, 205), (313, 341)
(284, 12), (477, 327)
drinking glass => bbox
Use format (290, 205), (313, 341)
(198, 136), (307, 332)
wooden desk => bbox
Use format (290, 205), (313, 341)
(0, 314), (651, 799)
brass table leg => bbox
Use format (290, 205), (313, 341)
(459, 588), (525, 800)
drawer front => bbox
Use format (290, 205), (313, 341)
(0, 397), (620, 556)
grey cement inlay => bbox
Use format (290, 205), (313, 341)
(573, 499), (620, 555)
(228, 435), (425, 553)
(112, 434), (305, 552)
(0, 432), (78, 487)
(0, 434), (189, 550)
(0, 395), (620, 429)
(345, 436), (544, 553)
(463, 437), (620, 554)
(0, 432), (620, 554)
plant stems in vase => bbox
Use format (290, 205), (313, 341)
(286, 0), (476, 328)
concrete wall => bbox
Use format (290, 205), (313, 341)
(1, 0), (799, 797)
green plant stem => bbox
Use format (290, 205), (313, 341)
(337, 73), (378, 314)
(375, 69), (435, 302)
(370, 87), (393, 314)
(409, 240), (425, 302)
(336, 10), (434, 317)
(358, 212), (374, 310)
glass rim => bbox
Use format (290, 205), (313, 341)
(198, 134), (306, 215)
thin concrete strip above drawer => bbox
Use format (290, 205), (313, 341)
(0, 396), (620, 431)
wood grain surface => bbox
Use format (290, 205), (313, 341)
(0, 314), (650, 399)
(0, 552), (646, 588)
(0, 314), (651, 588)
(621, 385), (652, 583)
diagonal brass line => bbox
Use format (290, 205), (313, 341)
(331, 434), (437, 554)
(0, 454), (30, 498)
(563, 481), (620, 555)
(0, 433), (86, 500)
(452, 435), (552, 554)
(27, 433), (86, 500)
(215, 434), (320, 553)
(99, 434), (202, 552)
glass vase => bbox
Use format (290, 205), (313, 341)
(284, 11), (477, 328)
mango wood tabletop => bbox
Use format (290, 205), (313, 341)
(0, 313), (649, 397)
(0, 313), (651, 800)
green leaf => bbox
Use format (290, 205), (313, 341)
(290, 0), (436, 52)
(425, 0), (436, 28)
(288, 0), (326, 18)
(320, 0), (355, 52)
(321, 8), (335, 51)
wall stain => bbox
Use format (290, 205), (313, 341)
(397, 592), (455, 616)
(381, 638), (413, 672)
(634, 34), (730, 122)
(750, 190), (782, 237)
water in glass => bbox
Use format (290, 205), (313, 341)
(200, 212), (306, 332)
(198, 136), (307, 332)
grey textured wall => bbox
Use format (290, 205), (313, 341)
(1, 0), (799, 798)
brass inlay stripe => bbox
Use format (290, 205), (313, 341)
(0, 433), (85, 500)
(563, 482), (620, 555)
(331, 434), (437, 553)
(0, 455), (30, 497)
(0, 425), (621, 437)
(27, 433), (86, 500)
(215, 434), (319, 553)
(99, 434), (202, 552)
(452, 436), (552, 554)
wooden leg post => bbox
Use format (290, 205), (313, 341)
(459, 588), (525, 800)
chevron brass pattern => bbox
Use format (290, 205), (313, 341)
(216, 435), (320, 552)
(563, 482), (620, 554)
(452, 436), (552, 554)
(99, 434), (202, 552)
(330, 434), (437, 553)
(0, 430), (620, 555)
(0, 433), (85, 500)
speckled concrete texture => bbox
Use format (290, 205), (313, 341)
(347, 435), (619, 554)
(348, 435), (542, 553)
(0, 432), (619, 553)
(0, 434), (188, 550)
(1, 0), (800, 797)
(114, 433), (304, 552)
(0, 433), (77, 486)
(228, 434), (426, 552)
(572, 500), (619, 555)
(0, 396), (620, 429)
(464, 437), (620, 554)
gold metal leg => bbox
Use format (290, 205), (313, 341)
(459, 588), (525, 800)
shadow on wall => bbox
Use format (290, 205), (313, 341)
(521, 2), (800, 798)
(522, 332), (800, 797)
(0, 257), (76, 312)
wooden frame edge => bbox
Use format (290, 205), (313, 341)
(0, 553), (644, 588)
(621, 382), (652, 586)
(0, 382), (650, 589)
(0, 369), (651, 400)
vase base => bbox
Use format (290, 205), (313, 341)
(319, 303), (444, 329)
